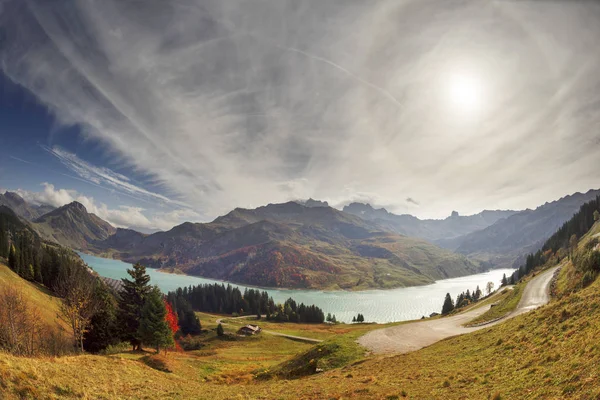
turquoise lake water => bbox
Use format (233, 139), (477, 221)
(79, 252), (514, 323)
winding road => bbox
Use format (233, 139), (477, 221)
(358, 266), (559, 354)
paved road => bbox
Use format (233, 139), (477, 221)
(216, 315), (323, 343)
(358, 266), (559, 354)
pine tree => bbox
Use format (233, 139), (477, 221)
(217, 323), (224, 337)
(501, 273), (508, 287)
(0, 220), (8, 258)
(352, 316), (356, 323)
(8, 244), (16, 270)
(441, 293), (454, 315)
(118, 263), (152, 351)
(84, 283), (119, 353)
(138, 287), (173, 353)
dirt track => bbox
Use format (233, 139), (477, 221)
(357, 266), (559, 354)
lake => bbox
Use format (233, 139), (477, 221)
(79, 252), (514, 324)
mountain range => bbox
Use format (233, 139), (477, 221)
(343, 203), (516, 242)
(87, 201), (479, 289)
(2, 189), (598, 289)
(0, 191), (54, 220)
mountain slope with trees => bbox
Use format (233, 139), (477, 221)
(453, 189), (600, 268)
(89, 202), (479, 289)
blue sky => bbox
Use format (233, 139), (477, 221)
(0, 72), (198, 232)
(1, 0), (599, 232)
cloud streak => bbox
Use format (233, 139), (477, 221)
(1, 0), (599, 219)
(43, 146), (188, 207)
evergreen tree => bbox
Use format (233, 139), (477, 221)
(8, 244), (16, 271)
(138, 287), (173, 353)
(501, 273), (508, 287)
(331, 314), (337, 323)
(326, 313), (332, 322)
(474, 286), (482, 301)
(0, 220), (8, 258)
(352, 316), (356, 323)
(441, 293), (454, 315)
(217, 323), (224, 337)
(118, 263), (152, 351)
(84, 282), (119, 353)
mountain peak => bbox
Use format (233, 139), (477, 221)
(65, 201), (88, 213)
(4, 191), (26, 204)
(295, 198), (330, 208)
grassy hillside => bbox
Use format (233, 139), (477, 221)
(0, 262), (65, 329)
(3, 267), (600, 399)
(3, 222), (600, 399)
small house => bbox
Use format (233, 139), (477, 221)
(237, 324), (262, 336)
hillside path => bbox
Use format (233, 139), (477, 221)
(216, 315), (323, 343)
(358, 266), (559, 354)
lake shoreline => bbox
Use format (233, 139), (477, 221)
(79, 251), (515, 324)
(81, 251), (501, 293)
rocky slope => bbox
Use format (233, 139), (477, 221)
(33, 202), (116, 250)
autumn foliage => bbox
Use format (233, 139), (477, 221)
(163, 298), (182, 352)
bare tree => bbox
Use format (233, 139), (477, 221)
(55, 266), (100, 352)
(486, 281), (494, 296)
(0, 287), (43, 356)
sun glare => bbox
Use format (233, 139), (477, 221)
(446, 73), (483, 116)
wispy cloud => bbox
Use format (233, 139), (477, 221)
(42, 146), (188, 207)
(1, 1), (599, 219)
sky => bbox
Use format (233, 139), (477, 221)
(0, 0), (599, 232)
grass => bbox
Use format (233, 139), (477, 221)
(2, 277), (600, 398)
(3, 226), (600, 399)
(0, 262), (66, 329)
(466, 284), (523, 326)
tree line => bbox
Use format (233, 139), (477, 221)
(167, 283), (325, 323)
(441, 285), (487, 315)
(1, 208), (180, 355)
(510, 195), (600, 284)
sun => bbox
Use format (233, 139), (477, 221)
(446, 73), (483, 116)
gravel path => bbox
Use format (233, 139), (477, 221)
(357, 266), (559, 354)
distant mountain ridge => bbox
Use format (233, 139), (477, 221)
(87, 201), (479, 290)
(3, 187), (598, 289)
(452, 189), (600, 268)
(0, 191), (55, 220)
(343, 202), (516, 241)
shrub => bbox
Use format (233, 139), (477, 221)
(581, 271), (597, 288)
(179, 335), (203, 351)
(100, 342), (131, 355)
